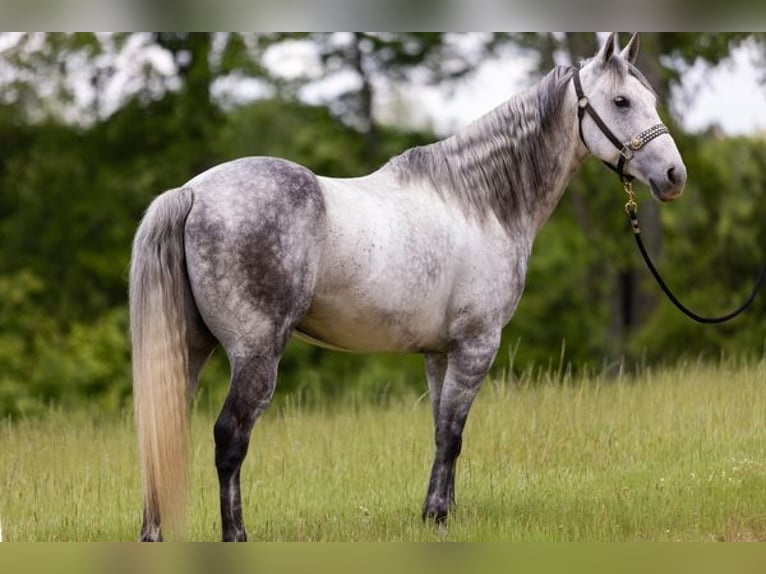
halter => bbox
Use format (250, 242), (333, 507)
(572, 66), (669, 184)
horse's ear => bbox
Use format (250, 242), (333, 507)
(620, 33), (640, 64)
(597, 32), (619, 65)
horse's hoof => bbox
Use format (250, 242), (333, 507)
(222, 529), (248, 542)
(139, 531), (163, 542)
(421, 503), (449, 524)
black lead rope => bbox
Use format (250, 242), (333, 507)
(624, 186), (766, 324)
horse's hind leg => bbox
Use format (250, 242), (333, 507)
(425, 353), (448, 424)
(182, 159), (325, 540)
(214, 344), (280, 542)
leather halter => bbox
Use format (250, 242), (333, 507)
(572, 66), (669, 184)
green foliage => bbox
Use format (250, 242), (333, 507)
(629, 133), (766, 362)
(0, 271), (131, 417)
(213, 98), (367, 177)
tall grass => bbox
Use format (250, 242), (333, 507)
(1, 358), (765, 541)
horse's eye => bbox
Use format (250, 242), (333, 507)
(614, 96), (631, 108)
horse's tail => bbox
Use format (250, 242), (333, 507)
(129, 186), (195, 535)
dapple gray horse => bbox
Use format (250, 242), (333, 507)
(130, 33), (686, 541)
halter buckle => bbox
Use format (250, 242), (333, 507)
(578, 96), (588, 109)
(619, 146), (634, 162)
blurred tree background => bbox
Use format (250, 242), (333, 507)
(0, 32), (764, 417)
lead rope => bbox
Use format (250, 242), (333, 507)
(623, 182), (766, 324)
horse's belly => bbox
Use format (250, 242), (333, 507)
(295, 298), (448, 354)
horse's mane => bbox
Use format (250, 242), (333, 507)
(385, 65), (575, 231)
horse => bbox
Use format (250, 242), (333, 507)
(129, 32), (686, 541)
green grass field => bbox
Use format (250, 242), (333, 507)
(1, 358), (765, 542)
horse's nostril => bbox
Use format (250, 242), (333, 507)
(667, 167), (677, 184)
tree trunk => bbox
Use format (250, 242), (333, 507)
(156, 33), (219, 174)
(351, 33), (379, 163)
(626, 33), (667, 331)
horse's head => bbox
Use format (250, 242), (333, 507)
(575, 33), (686, 202)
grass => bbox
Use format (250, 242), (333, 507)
(1, 358), (766, 541)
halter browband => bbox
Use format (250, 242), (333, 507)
(572, 66), (669, 183)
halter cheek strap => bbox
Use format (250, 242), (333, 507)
(572, 66), (669, 184)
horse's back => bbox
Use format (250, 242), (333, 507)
(182, 157), (327, 351)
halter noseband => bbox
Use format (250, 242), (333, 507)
(572, 66), (669, 184)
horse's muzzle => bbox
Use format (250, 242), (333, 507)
(650, 163), (686, 202)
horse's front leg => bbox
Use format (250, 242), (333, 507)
(422, 332), (500, 523)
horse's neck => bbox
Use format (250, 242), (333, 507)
(392, 68), (584, 237)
